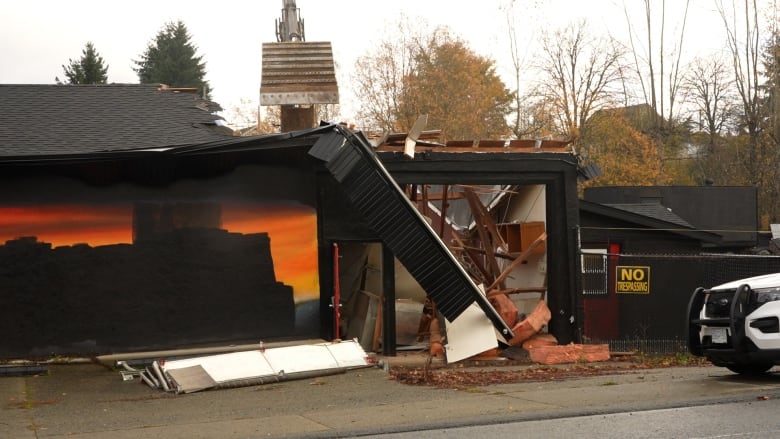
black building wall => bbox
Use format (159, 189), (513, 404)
(0, 162), (318, 357)
(584, 186), (758, 246)
(0, 130), (583, 356)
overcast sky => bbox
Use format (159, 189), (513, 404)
(0, 1), (746, 128)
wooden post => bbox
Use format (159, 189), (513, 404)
(438, 184), (449, 238)
(463, 187), (504, 287)
(381, 243), (397, 356)
(280, 105), (317, 132)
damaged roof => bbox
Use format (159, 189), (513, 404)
(605, 203), (696, 228)
(374, 132), (572, 151)
(0, 84), (233, 156)
(579, 199), (722, 244)
(309, 127), (514, 337)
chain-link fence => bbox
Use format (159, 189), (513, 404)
(589, 338), (688, 354)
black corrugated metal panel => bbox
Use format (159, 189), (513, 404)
(310, 127), (513, 338)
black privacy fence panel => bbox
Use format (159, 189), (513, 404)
(584, 253), (780, 353)
(701, 255), (780, 287)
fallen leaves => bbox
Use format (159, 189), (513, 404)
(388, 353), (712, 388)
(390, 364), (626, 388)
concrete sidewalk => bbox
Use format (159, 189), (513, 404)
(2, 357), (780, 438)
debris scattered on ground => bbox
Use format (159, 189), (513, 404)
(508, 299), (551, 346)
(388, 353), (711, 388)
(528, 343), (611, 365)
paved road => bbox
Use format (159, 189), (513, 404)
(374, 399), (780, 438)
(2, 361), (780, 438)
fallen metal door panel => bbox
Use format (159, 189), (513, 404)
(157, 340), (371, 393)
(325, 340), (371, 368)
(263, 344), (340, 374)
(163, 350), (275, 383)
(166, 365), (217, 394)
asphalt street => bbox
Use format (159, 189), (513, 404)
(2, 358), (780, 438)
(374, 399), (780, 438)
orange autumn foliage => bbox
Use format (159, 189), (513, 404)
(578, 109), (667, 188)
(398, 38), (513, 142)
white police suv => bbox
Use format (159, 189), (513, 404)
(687, 273), (780, 374)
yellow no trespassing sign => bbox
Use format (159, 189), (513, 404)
(616, 266), (650, 294)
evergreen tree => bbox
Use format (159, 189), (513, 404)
(134, 20), (210, 97)
(60, 42), (109, 84)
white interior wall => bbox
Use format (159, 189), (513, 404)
(497, 185), (548, 313)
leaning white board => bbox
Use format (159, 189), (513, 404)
(444, 302), (499, 363)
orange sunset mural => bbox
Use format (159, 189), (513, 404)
(223, 203), (319, 302)
(0, 203), (319, 302)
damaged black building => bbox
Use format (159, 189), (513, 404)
(0, 84), (584, 358)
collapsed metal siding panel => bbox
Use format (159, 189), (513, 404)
(260, 42), (339, 105)
(309, 127), (513, 338)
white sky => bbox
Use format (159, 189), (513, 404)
(0, 1), (754, 129)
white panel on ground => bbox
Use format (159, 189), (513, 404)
(326, 340), (371, 368)
(444, 302), (499, 363)
(263, 344), (340, 374)
(159, 340), (369, 394)
(163, 350), (275, 383)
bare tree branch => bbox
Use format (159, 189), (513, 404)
(534, 20), (626, 140)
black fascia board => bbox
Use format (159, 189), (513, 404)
(0, 125), (337, 166)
